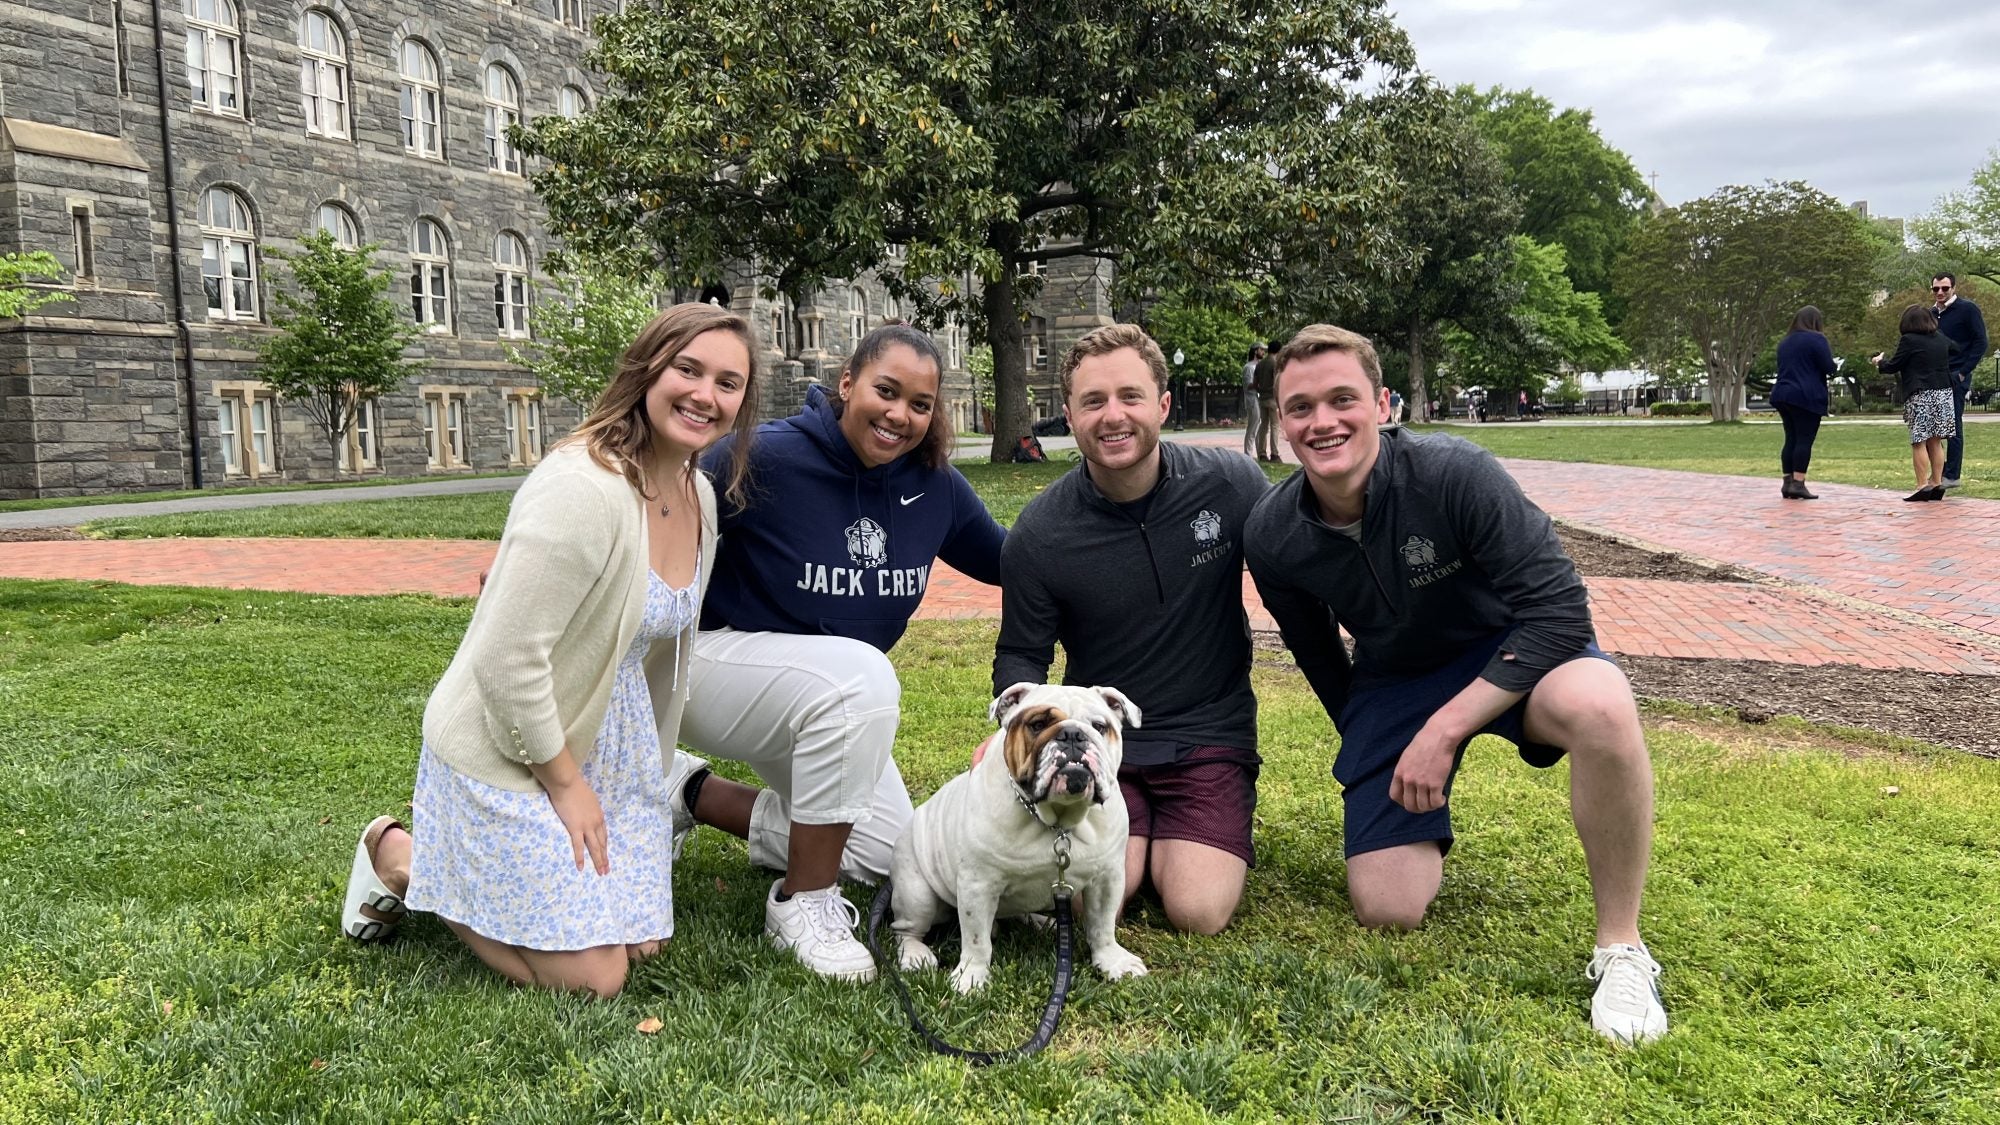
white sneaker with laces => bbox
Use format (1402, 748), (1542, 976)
(665, 750), (706, 861)
(1586, 943), (1668, 1044)
(764, 880), (876, 982)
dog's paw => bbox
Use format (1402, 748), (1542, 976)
(897, 937), (938, 973)
(1093, 946), (1148, 981)
(949, 962), (991, 994)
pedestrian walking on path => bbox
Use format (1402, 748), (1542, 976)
(1876, 304), (1961, 502)
(1241, 343), (1266, 458)
(338, 302), (758, 998)
(1771, 306), (1838, 499)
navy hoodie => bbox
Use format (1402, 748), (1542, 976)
(698, 384), (1005, 652)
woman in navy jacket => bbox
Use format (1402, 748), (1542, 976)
(1771, 306), (1839, 499)
(673, 323), (1005, 980)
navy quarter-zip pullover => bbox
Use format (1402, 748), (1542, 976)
(993, 441), (1270, 764)
(1245, 430), (1593, 724)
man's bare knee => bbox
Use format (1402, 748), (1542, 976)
(1163, 897), (1236, 936)
(1353, 899), (1429, 931)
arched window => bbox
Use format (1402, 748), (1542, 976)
(493, 231), (530, 338)
(558, 84), (588, 118)
(944, 317), (962, 370)
(184, 0), (242, 115)
(398, 40), (444, 159)
(297, 10), (349, 138)
(313, 202), (358, 248)
(847, 287), (866, 347)
(410, 219), (452, 332)
(484, 65), (524, 174)
(198, 187), (256, 320)
(883, 293), (901, 324)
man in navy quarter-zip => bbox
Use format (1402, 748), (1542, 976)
(994, 324), (1270, 935)
(1244, 324), (1668, 1045)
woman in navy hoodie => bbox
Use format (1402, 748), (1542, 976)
(673, 323), (1005, 980)
(1771, 305), (1839, 499)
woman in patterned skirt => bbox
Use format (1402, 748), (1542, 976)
(1876, 304), (1962, 502)
(338, 302), (758, 997)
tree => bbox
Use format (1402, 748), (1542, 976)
(258, 231), (422, 471)
(1614, 181), (1877, 422)
(0, 251), (72, 318)
(1459, 87), (1648, 301)
(1444, 235), (1624, 405)
(1315, 102), (1521, 422)
(506, 254), (664, 409)
(1144, 290), (1257, 405)
(522, 0), (1430, 460)
(1912, 147), (2000, 286)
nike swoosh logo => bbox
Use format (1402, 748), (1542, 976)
(900, 493), (924, 506)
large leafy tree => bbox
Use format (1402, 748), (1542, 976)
(258, 231), (422, 471)
(522, 0), (1428, 459)
(1912, 147), (2000, 286)
(1459, 87), (1647, 301)
(1144, 289), (1258, 404)
(1314, 104), (1520, 422)
(1444, 235), (1624, 405)
(1615, 182), (1877, 422)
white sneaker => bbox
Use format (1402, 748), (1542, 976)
(665, 750), (706, 861)
(764, 880), (876, 982)
(1586, 943), (1668, 1045)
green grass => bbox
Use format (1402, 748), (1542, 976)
(0, 470), (527, 514)
(1425, 419), (2000, 499)
(3, 583), (1997, 1121)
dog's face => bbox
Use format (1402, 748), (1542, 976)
(989, 683), (1141, 810)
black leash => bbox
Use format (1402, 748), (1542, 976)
(864, 828), (1078, 1065)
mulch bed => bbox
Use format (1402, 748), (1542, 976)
(0, 528), (87, 542)
(1255, 522), (2000, 758)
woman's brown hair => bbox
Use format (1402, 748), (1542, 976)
(1788, 306), (1824, 334)
(1899, 304), (1939, 335)
(566, 301), (760, 509)
(831, 322), (952, 471)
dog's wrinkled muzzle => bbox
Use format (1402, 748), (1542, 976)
(1033, 726), (1108, 805)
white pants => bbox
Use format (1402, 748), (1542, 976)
(1242, 389), (1262, 456)
(679, 627), (912, 883)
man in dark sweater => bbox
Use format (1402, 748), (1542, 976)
(994, 324), (1271, 934)
(1244, 324), (1667, 1044)
(1931, 273), (1988, 488)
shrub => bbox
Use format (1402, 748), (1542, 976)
(1648, 401), (1710, 417)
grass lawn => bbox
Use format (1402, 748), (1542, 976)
(1426, 419), (2000, 499)
(81, 462), (1085, 541)
(4, 582), (1997, 1121)
(0, 471), (528, 515)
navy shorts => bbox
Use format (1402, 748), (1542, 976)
(1335, 630), (1615, 859)
(1119, 745), (1261, 867)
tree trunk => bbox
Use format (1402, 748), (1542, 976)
(1704, 359), (1743, 421)
(1407, 316), (1430, 423)
(983, 271), (1032, 463)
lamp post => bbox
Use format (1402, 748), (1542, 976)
(1171, 348), (1186, 432)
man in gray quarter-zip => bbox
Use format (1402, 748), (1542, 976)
(1244, 324), (1668, 1046)
(994, 324), (1271, 935)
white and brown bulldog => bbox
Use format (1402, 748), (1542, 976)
(889, 682), (1148, 993)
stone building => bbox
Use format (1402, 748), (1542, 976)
(0, 1), (1113, 499)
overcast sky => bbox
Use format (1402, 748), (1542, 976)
(1395, 0), (2000, 220)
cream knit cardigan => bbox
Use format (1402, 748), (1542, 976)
(422, 442), (717, 791)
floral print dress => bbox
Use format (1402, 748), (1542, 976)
(406, 565), (699, 950)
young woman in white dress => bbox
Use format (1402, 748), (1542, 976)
(339, 302), (757, 997)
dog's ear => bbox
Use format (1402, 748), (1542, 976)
(1093, 687), (1141, 730)
(990, 681), (1039, 726)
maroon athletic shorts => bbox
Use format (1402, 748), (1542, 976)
(1118, 745), (1260, 866)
